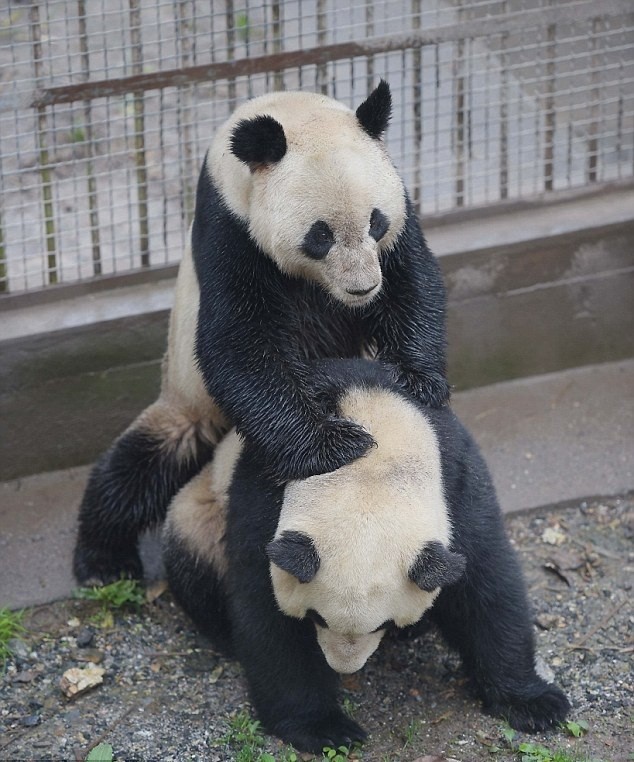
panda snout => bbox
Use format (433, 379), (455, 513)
(346, 284), (378, 297)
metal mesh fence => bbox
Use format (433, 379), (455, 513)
(0, 0), (632, 294)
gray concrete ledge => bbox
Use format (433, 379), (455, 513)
(1, 188), (633, 480)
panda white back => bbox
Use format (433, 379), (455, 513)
(269, 386), (462, 674)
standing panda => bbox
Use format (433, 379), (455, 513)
(74, 81), (450, 585)
(163, 359), (570, 754)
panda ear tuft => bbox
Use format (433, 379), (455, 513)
(356, 79), (392, 139)
(408, 541), (466, 592)
(267, 530), (320, 584)
(230, 115), (287, 171)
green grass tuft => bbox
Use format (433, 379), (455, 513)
(74, 578), (145, 609)
(0, 607), (26, 664)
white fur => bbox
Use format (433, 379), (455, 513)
(141, 233), (228, 453)
(270, 388), (451, 673)
(208, 90), (407, 306)
(165, 430), (243, 575)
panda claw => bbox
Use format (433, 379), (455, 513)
(486, 684), (571, 733)
(73, 541), (144, 586)
(273, 712), (367, 754)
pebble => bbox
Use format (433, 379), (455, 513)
(75, 627), (95, 648)
(59, 665), (105, 699)
(19, 714), (40, 727)
(7, 639), (30, 660)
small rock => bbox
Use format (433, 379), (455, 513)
(19, 714), (40, 727)
(542, 526), (566, 545)
(67, 617), (81, 628)
(6, 639), (29, 660)
(535, 613), (565, 630)
(12, 670), (37, 683)
(72, 648), (104, 664)
(75, 627), (94, 648)
(209, 664), (224, 684)
(59, 665), (105, 699)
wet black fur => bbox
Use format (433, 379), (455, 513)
(161, 532), (233, 656)
(164, 359), (570, 753)
(73, 428), (214, 584)
(192, 158), (449, 483)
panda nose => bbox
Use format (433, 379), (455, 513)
(346, 284), (378, 297)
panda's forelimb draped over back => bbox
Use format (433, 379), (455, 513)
(73, 81), (449, 584)
(193, 79), (449, 483)
(164, 359), (570, 754)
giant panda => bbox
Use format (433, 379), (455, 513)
(163, 359), (570, 754)
(73, 81), (450, 585)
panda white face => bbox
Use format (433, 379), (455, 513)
(208, 83), (407, 307)
(266, 388), (466, 674)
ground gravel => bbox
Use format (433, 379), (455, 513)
(1, 493), (632, 762)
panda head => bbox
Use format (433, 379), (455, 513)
(208, 81), (406, 307)
(266, 388), (467, 674)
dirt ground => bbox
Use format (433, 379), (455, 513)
(1, 493), (632, 762)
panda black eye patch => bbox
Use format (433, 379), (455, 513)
(301, 221), (335, 260)
(369, 208), (390, 242)
(306, 608), (328, 629)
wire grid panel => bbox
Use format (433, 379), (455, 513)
(0, 0), (632, 294)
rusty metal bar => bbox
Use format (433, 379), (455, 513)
(29, 0), (628, 110)
(0, 200), (5, 293)
(543, 19), (556, 192)
(411, 0), (422, 212)
(316, 0), (328, 95)
(499, 0), (509, 200)
(453, 0), (466, 208)
(29, 4), (58, 285)
(77, 0), (102, 276)
(271, 1), (284, 91)
(176, 0), (195, 223)
(587, 16), (601, 183)
(129, 0), (149, 267)
(225, 0), (237, 110)
(365, 0), (375, 95)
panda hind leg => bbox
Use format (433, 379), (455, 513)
(163, 534), (233, 656)
(431, 549), (570, 732)
(162, 467), (233, 654)
(73, 401), (218, 585)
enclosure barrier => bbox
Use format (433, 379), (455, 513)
(0, 0), (632, 293)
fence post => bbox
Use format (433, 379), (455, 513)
(129, 0), (150, 267)
(29, 4), (58, 285)
(78, 0), (102, 276)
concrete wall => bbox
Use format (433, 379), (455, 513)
(1, 187), (633, 481)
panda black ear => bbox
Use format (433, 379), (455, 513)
(266, 530), (320, 584)
(230, 115), (287, 171)
(356, 79), (392, 139)
(408, 541), (466, 592)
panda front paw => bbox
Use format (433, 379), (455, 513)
(395, 368), (451, 408)
(273, 710), (367, 754)
(272, 418), (375, 482)
(486, 684), (571, 733)
(73, 539), (143, 586)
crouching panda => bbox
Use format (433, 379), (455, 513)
(163, 359), (570, 754)
(73, 80), (450, 585)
